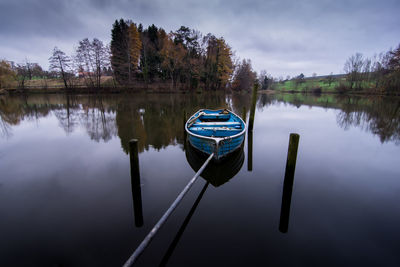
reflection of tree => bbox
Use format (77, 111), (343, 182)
(51, 94), (118, 141)
(81, 96), (117, 142)
(336, 97), (400, 144)
(2, 93), (399, 147)
(257, 93), (277, 110)
(116, 99), (147, 153)
(0, 95), (55, 137)
(269, 93), (400, 145)
(0, 94), (119, 142)
(0, 113), (11, 138)
(53, 95), (80, 134)
(230, 92), (251, 116)
(259, 93), (400, 145)
(0, 96), (16, 138)
(116, 92), (228, 154)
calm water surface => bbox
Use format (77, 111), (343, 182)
(0, 92), (399, 266)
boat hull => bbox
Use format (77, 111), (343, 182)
(187, 133), (245, 160)
(185, 109), (246, 160)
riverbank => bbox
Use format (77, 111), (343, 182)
(0, 76), (200, 94)
(1, 80), (398, 96)
(2, 87), (399, 97)
(271, 76), (400, 96)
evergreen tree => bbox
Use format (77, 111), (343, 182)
(111, 19), (129, 83)
(140, 25), (163, 82)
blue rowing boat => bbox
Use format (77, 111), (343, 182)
(185, 109), (246, 160)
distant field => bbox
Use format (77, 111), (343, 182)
(22, 76), (114, 88)
(273, 78), (344, 93)
(272, 75), (379, 94)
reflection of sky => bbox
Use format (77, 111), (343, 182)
(1, 100), (400, 266)
(249, 104), (400, 266)
(0, 112), (197, 266)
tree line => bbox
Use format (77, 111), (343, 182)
(342, 44), (400, 93)
(110, 19), (261, 90)
(5, 18), (397, 94)
(1, 19), (261, 91)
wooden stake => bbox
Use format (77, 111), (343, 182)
(247, 130), (253, 171)
(279, 133), (300, 233)
(248, 83), (258, 131)
(129, 139), (143, 227)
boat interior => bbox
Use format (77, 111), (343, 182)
(188, 110), (244, 137)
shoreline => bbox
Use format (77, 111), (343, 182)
(1, 87), (399, 97)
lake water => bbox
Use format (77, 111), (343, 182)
(1, 92), (399, 266)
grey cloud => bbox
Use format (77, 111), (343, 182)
(0, 0), (84, 38)
(0, 0), (399, 77)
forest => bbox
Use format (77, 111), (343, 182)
(0, 19), (399, 94)
(0, 19), (259, 92)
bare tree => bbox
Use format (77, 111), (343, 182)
(75, 38), (110, 89)
(259, 70), (273, 90)
(92, 39), (110, 88)
(49, 47), (71, 89)
(31, 63), (44, 78)
(231, 58), (256, 91)
(16, 63), (29, 89)
(363, 58), (372, 83)
(75, 38), (95, 87)
(344, 53), (364, 89)
(24, 58), (33, 80)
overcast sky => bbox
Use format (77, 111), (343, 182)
(0, 0), (399, 77)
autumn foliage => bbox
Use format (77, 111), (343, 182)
(110, 20), (238, 90)
(0, 61), (16, 89)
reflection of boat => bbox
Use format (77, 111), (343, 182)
(185, 142), (244, 187)
(185, 109), (246, 160)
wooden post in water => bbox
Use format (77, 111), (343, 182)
(129, 139), (144, 227)
(248, 83), (258, 131)
(123, 153), (214, 267)
(247, 130), (253, 171)
(183, 109), (187, 148)
(279, 133), (300, 233)
(183, 109), (187, 130)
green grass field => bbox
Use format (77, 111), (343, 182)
(272, 76), (380, 94)
(273, 78), (343, 93)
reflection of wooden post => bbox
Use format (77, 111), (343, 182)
(160, 182), (209, 266)
(279, 133), (300, 233)
(247, 130), (253, 171)
(242, 107), (246, 123)
(129, 139), (143, 227)
(247, 84), (257, 171)
(183, 110), (187, 146)
(248, 83), (258, 131)
(183, 109), (186, 130)
(66, 94), (71, 131)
